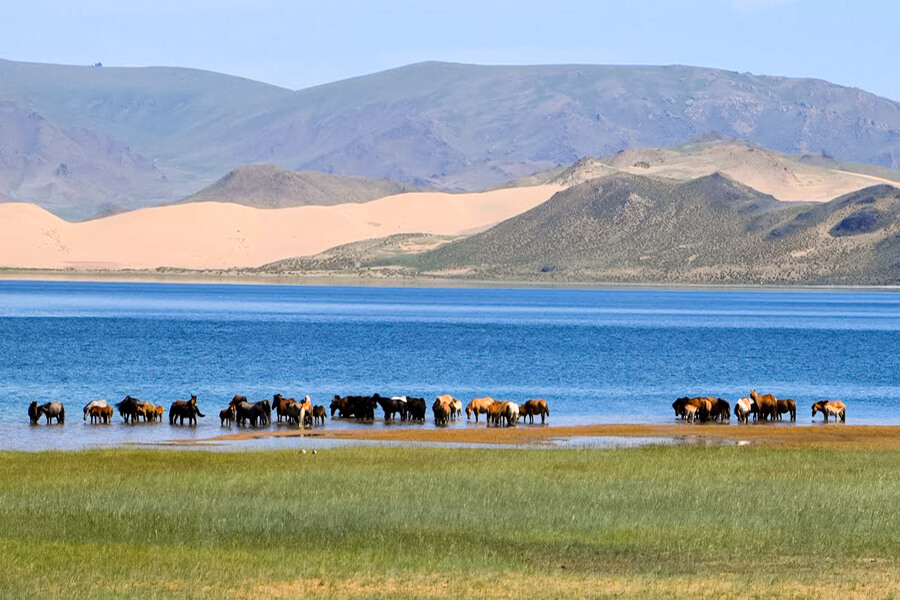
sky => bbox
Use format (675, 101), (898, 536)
(2, 0), (899, 101)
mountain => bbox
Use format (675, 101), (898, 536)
(3, 59), (900, 216)
(0, 101), (172, 219)
(180, 164), (418, 209)
(391, 173), (900, 285)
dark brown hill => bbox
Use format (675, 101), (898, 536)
(179, 164), (417, 208)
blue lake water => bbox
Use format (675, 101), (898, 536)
(0, 280), (898, 449)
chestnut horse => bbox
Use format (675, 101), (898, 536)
(88, 404), (113, 424)
(312, 405), (327, 425)
(432, 396), (452, 425)
(519, 399), (550, 424)
(749, 390), (778, 422)
(465, 397), (496, 422)
(812, 400), (846, 423)
(776, 399), (797, 422)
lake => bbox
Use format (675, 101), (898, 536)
(0, 280), (898, 449)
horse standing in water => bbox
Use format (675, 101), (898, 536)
(28, 401), (65, 425)
(812, 400), (846, 423)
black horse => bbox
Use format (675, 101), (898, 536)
(116, 395), (145, 424)
(405, 397), (427, 421)
(376, 396), (408, 421)
(169, 395), (205, 426)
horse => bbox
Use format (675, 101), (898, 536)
(138, 402), (159, 423)
(436, 395), (461, 420)
(83, 399), (109, 421)
(812, 400), (846, 423)
(312, 405), (327, 425)
(230, 398), (267, 427)
(219, 405), (235, 426)
(519, 399), (550, 424)
(672, 396), (708, 420)
(465, 397), (496, 422)
(499, 401), (519, 427)
(486, 401), (505, 427)
(88, 404), (112, 424)
(298, 396), (313, 427)
(405, 397), (426, 421)
(432, 396), (452, 425)
(281, 400), (302, 426)
(378, 396), (408, 421)
(330, 395), (377, 419)
(169, 395), (205, 426)
(684, 404), (700, 423)
(272, 394), (296, 423)
(115, 396), (145, 424)
(776, 399), (797, 422)
(749, 390), (778, 422)
(28, 401), (65, 425)
(734, 397), (755, 424)
(708, 398), (731, 422)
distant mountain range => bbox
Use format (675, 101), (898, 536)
(2, 59), (900, 219)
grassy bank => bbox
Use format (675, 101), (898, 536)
(1, 446), (897, 598)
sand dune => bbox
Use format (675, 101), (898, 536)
(559, 142), (899, 203)
(0, 186), (560, 270)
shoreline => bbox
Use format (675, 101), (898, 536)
(1, 270), (899, 292)
(188, 423), (900, 450)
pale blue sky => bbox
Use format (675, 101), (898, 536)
(2, 0), (898, 100)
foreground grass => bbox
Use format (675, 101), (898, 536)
(0, 446), (898, 599)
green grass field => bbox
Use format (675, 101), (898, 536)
(1, 445), (897, 599)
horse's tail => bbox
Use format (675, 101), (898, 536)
(196, 410), (205, 418)
(59, 406), (65, 424)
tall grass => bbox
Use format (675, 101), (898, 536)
(0, 446), (897, 598)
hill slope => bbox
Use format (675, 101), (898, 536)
(3, 59), (900, 215)
(180, 165), (418, 208)
(397, 174), (900, 285)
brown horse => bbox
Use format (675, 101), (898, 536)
(519, 399), (550, 424)
(169, 395), (205, 426)
(272, 394), (296, 423)
(312, 405), (327, 425)
(465, 397), (496, 422)
(749, 390), (778, 422)
(776, 399), (797, 422)
(708, 398), (731, 422)
(219, 405), (235, 426)
(88, 404), (113, 424)
(436, 395), (462, 420)
(499, 401), (519, 427)
(812, 400), (846, 423)
(432, 396), (452, 426)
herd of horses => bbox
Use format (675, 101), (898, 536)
(25, 393), (551, 428)
(27, 389), (846, 428)
(673, 390), (847, 423)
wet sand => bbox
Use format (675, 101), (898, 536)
(198, 423), (900, 450)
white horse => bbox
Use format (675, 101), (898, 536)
(734, 397), (755, 424)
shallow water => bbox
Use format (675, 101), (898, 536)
(1, 280), (898, 450)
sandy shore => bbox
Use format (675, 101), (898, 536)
(197, 423), (900, 450)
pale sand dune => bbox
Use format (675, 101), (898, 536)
(602, 143), (898, 202)
(0, 186), (561, 270)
